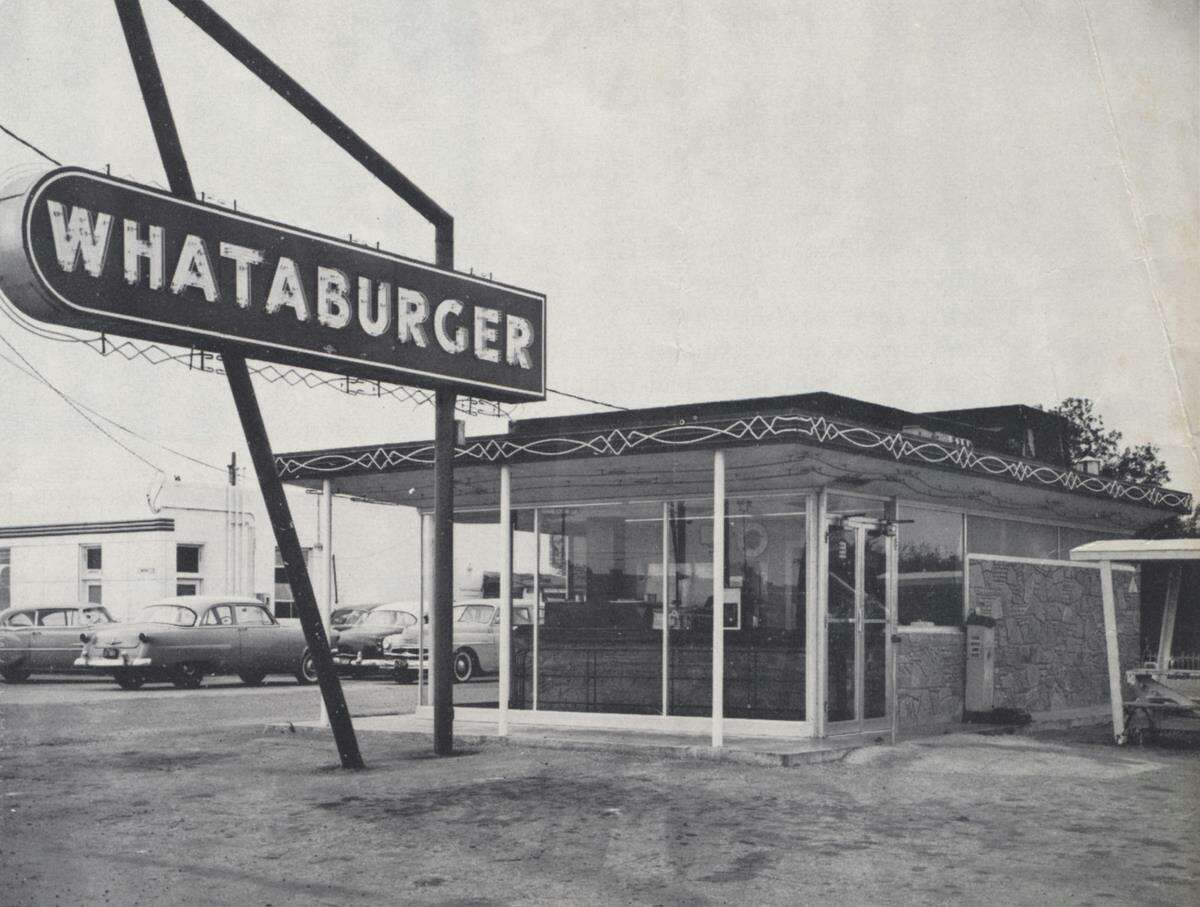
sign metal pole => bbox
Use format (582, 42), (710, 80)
(114, 0), (363, 768)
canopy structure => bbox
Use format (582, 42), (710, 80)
(1070, 538), (1200, 743)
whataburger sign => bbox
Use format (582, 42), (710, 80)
(0, 168), (545, 401)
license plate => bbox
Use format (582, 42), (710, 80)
(103, 647), (119, 659)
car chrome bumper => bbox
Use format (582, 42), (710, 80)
(74, 656), (152, 668)
(332, 654), (399, 669)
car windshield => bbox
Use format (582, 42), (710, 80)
(79, 607), (112, 625)
(364, 609), (415, 627)
(141, 604), (197, 626)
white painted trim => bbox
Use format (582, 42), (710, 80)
(897, 626), (963, 635)
(1098, 561), (1126, 742)
(319, 479), (333, 729)
(967, 553), (1136, 572)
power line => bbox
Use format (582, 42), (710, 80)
(0, 344), (225, 474)
(0, 121), (61, 166)
(0, 333), (164, 473)
(546, 387), (627, 410)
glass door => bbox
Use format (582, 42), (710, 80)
(825, 517), (895, 734)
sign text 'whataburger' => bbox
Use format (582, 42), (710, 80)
(0, 168), (545, 400)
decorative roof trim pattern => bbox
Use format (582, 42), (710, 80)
(275, 412), (1192, 513)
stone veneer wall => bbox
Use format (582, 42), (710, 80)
(968, 557), (1140, 714)
(897, 631), (965, 728)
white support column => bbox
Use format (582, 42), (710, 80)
(1099, 560), (1126, 743)
(499, 465), (512, 736)
(1157, 564), (1181, 670)
(319, 479), (334, 728)
(661, 501), (670, 717)
(712, 450), (725, 748)
(419, 511), (433, 708)
(532, 508), (540, 711)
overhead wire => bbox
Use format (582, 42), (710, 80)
(0, 121), (61, 166)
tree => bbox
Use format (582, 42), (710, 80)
(1051, 397), (1171, 486)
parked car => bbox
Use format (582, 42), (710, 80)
(74, 595), (317, 690)
(329, 602), (419, 675)
(330, 603), (383, 630)
(382, 599), (533, 682)
(0, 605), (116, 682)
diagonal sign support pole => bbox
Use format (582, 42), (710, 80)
(114, 0), (364, 768)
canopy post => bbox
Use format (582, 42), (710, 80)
(1156, 565), (1181, 670)
(1098, 560), (1126, 744)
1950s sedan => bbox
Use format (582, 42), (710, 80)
(381, 600), (533, 682)
(0, 604), (115, 682)
(75, 595), (318, 690)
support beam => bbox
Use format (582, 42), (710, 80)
(115, 0), (362, 769)
(1157, 564), (1181, 670)
(712, 450), (725, 748)
(432, 388), (456, 755)
(498, 465), (512, 735)
(1098, 560), (1126, 744)
(418, 511), (432, 707)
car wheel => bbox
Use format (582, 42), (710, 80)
(295, 650), (319, 685)
(453, 649), (476, 683)
(1, 667), (32, 683)
(171, 663), (205, 690)
(114, 669), (145, 690)
(239, 672), (266, 686)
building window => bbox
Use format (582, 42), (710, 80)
(273, 547), (311, 619)
(0, 547), (9, 609)
(176, 582), (199, 596)
(967, 516), (1117, 561)
(176, 544), (202, 574)
(85, 583), (102, 605)
(82, 545), (102, 572)
(897, 506), (964, 626)
(80, 545), (102, 605)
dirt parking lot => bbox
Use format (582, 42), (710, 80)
(1, 719), (1197, 906)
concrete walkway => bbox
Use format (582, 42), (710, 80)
(279, 712), (897, 765)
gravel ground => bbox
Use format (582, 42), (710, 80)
(1, 716), (1197, 906)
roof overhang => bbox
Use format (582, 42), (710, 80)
(1069, 538), (1200, 563)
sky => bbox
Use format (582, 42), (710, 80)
(0, 0), (1196, 527)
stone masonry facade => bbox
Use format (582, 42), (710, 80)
(897, 631), (965, 728)
(968, 557), (1139, 714)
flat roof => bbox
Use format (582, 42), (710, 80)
(1069, 539), (1200, 562)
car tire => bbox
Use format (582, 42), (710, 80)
(171, 663), (205, 689)
(295, 650), (319, 685)
(453, 649), (476, 683)
(239, 672), (266, 686)
(1, 667), (32, 683)
(114, 669), (145, 690)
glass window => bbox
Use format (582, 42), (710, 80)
(176, 545), (201, 574)
(83, 546), (102, 572)
(6, 610), (33, 627)
(141, 604), (197, 626)
(176, 582), (199, 596)
(234, 605), (273, 625)
(897, 506), (964, 626)
(201, 605), (234, 626)
(86, 584), (102, 605)
(273, 547), (311, 619)
(1059, 527), (1120, 560)
(721, 496), (808, 720)
(0, 547), (9, 609)
(38, 610), (69, 626)
(827, 494), (886, 518)
(365, 608), (416, 627)
(534, 502), (665, 716)
(78, 607), (112, 625)
(967, 515), (1059, 560)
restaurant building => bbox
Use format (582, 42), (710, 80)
(277, 392), (1191, 741)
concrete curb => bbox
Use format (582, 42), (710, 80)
(263, 721), (862, 767)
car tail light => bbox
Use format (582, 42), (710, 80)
(138, 632), (150, 643)
(79, 633), (91, 643)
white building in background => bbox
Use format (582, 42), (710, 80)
(0, 478), (416, 622)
